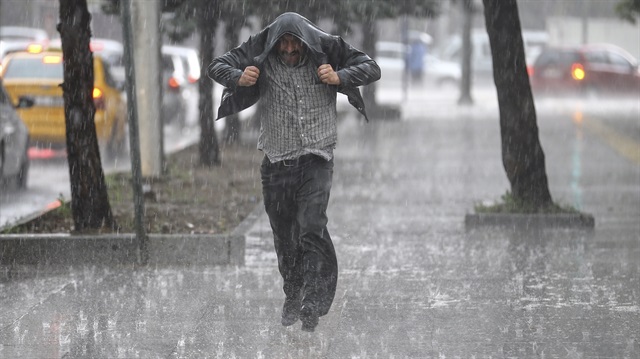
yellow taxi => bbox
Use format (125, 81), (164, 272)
(0, 50), (127, 156)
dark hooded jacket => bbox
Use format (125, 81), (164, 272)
(207, 12), (381, 121)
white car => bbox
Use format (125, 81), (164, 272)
(375, 41), (407, 87)
(375, 41), (461, 88)
(161, 45), (200, 127)
(424, 54), (461, 88)
(0, 26), (50, 58)
(161, 45), (201, 85)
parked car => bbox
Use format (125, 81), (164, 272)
(0, 26), (50, 60)
(0, 79), (31, 189)
(375, 41), (406, 87)
(161, 45), (200, 85)
(53, 38), (189, 127)
(530, 44), (640, 97)
(0, 50), (127, 157)
(424, 54), (462, 88)
(49, 37), (125, 87)
(439, 29), (549, 86)
(375, 41), (461, 88)
(162, 45), (198, 127)
(161, 51), (188, 127)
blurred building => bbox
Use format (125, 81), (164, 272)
(0, 0), (122, 42)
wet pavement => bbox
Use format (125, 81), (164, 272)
(0, 89), (638, 358)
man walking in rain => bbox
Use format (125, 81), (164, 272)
(208, 12), (380, 332)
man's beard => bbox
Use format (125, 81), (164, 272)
(280, 50), (301, 65)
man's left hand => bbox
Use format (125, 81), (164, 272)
(318, 64), (340, 85)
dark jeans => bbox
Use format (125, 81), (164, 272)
(260, 154), (338, 317)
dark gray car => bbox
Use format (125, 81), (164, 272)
(0, 79), (31, 189)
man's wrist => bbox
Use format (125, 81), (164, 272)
(336, 70), (346, 87)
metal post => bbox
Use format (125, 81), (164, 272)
(402, 14), (409, 103)
(132, 0), (163, 177)
(120, 0), (148, 265)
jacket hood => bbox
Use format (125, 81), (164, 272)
(208, 11), (381, 121)
(255, 12), (328, 65)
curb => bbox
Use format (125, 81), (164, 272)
(0, 204), (265, 269)
(464, 212), (595, 229)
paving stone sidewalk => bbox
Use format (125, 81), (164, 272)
(0, 90), (638, 358)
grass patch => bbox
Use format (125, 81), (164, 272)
(1, 198), (74, 234)
(1, 143), (262, 235)
(474, 191), (580, 214)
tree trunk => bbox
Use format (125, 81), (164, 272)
(58, 0), (115, 231)
(482, 0), (553, 209)
(197, 0), (220, 166)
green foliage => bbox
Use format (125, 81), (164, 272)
(474, 191), (579, 214)
(616, 0), (640, 23)
(101, 0), (439, 45)
(162, 0), (198, 43)
(100, 0), (119, 15)
(55, 194), (73, 217)
(104, 173), (129, 203)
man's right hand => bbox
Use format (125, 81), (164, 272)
(238, 66), (260, 87)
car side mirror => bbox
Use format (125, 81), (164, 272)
(16, 96), (35, 109)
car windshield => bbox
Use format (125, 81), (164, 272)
(535, 50), (581, 67)
(3, 57), (63, 79)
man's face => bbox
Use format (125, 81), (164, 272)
(278, 34), (305, 66)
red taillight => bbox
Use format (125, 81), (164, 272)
(526, 65), (534, 77)
(571, 63), (585, 81)
(93, 87), (105, 110)
(89, 42), (104, 52)
(168, 76), (180, 89)
(187, 75), (198, 84)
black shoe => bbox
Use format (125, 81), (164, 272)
(300, 305), (319, 332)
(281, 297), (300, 326)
